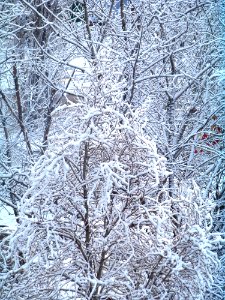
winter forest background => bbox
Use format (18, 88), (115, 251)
(0, 0), (224, 299)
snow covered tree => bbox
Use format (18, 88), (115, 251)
(0, 0), (223, 298)
(0, 66), (218, 298)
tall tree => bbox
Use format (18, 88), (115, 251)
(0, 0), (223, 298)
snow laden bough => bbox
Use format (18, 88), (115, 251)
(0, 101), (219, 300)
